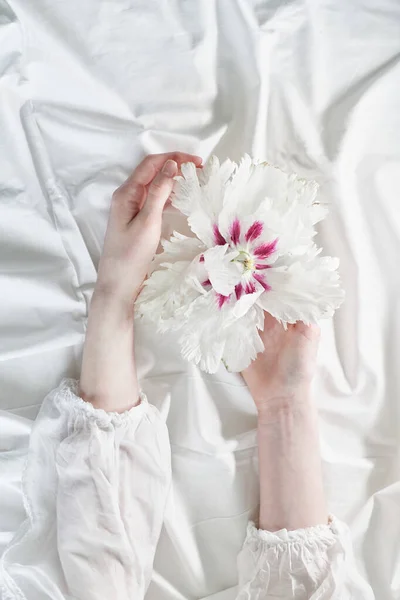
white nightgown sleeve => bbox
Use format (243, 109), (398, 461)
(0, 378), (171, 600)
(235, 516), (375, 599)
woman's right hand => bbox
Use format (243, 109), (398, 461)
(241, 312), (321, 416)
(79, 152), (202, 411)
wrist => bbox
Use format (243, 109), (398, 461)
(90, 283), (136, 324)
(256, 384), (314, 425)
(79, 285), (139, 412)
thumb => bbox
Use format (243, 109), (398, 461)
(141, 159), (178, 218)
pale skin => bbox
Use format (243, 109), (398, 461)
(79, 152), (328, 532)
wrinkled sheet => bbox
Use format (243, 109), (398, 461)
(0, 1), (399, 598)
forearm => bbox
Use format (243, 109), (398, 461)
(257, 386), (328, 531)
(79, 289), (140, 412)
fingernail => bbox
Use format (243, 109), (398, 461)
(162, 159), (178, 177)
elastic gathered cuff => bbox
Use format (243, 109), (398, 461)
(54, 378), (149, 428)
(246, 514), (340, 549)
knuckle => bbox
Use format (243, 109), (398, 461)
(144, 153), (157, 164)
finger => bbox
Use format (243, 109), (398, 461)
(263, 311), (280, 331)
(140, 159), (178, 218)
(111, 181), (146, 225)
(129, 152), (202, 187)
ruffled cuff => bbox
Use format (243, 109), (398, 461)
(245, 514), (340, 553)
(51, 378), (149, 428)
(236, 514), (363, 599)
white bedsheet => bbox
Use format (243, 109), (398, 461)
(0, 1), (399, 598)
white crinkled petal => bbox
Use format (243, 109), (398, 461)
(223, 159), (288, 216)
(203, 244), (242, 295)
(160, 230), (204, 255)
(219, 202), (276, 248)
(222, 304), (265, 372)
(178, 287), (266, 374)
(187, 207), (216, 247)
(287, 174), (328, 225)
(149, 231), (206, 274)
(261, 204), (317, 258)
(173, 156), (236, 247)
(231, 289), (264, 319)
(172, 162), (202, 216)
(257, 255), (345, 325)
(135, 232), (206, 329)
(135, 261), (201, 331)
(197, 154), (235, 193)
(177, 292), (230, 373)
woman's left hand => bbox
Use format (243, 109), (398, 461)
(96, 152), (203, 310)
(241, 312), (321, 417)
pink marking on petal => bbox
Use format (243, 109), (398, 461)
(253, 272), (272, 291)
(229, 218), (241, 245)
(244, 281), (256, 294)
(202, 279), (211, 286)
(253, 238), (278, 259)
(255, 262), (271, 270)
(235, 283), (243, 300)
(213, 224), (227, 246)
(217, 293), (230, 308)
(199, 254), (205, 262)
(245, 220), (263, 243)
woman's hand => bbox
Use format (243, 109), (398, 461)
(241, 312), (320, 416)
(96, 152), (203, 312)
(79, 152), (202, 411)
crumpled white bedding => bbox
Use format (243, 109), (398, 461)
(0, 1), (399, 598)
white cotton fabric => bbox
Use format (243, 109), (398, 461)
(1, 380), (374, 600)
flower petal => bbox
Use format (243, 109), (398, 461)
(235, 282), (244, 300)
(253, 238), (278, 259)
(213, 223), (227, 245)
(229, 218), (241, 245)
(287, 175), (327, 226)
(257, 256), (344, 325)
(225, 158), (288, 216)
(222, 304), (265, 372)
(245, 220), (263, 242)
(172, 162), (202, 216)
(135, 261), (201, 331)
(149, 231), (206, 279)
(203, 244), (242, 296)
(232, 288), (263, 318)
(177, 292), (228, 373)
(173, 156), (236, 247)
(253, 272), (271, 291)
(135, 232), (206, 327)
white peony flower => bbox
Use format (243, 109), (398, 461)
(135, 154), (344, 373)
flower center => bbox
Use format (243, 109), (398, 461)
(232, 249), (255, 273)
